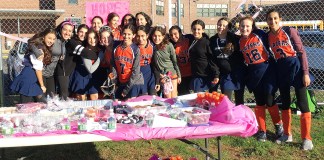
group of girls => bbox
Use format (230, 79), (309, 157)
(10, 9), (313, 150)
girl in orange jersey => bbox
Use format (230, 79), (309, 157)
(107, 12), (123, 41)
(266, 9), (313, 150)
(136, 25), (156, 95)
(209, 18), (246, 105)
(239, 16), (283, 142)
(111, 24), (144, 100)
(169, 25), (192, 95)
(151, 26), (181, 98)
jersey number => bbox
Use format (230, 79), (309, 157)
(276, 48), (287, 59)
(246, 49), (261, 63)
(143, 58), (149, 65)
(119, 63), (125, 74)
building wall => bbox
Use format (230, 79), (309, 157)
(0, 0), (313, 35)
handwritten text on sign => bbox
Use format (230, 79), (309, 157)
(85, 1), (129, 26)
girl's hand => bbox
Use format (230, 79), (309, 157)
(303, 74), (311, 87)
(155, 85), (160, 91)
(41, 86), (46, 93)
(211, 78), (219, 85)
(108, 73), (115, 79)
(177, 77), (181, 84)
(121, 93), (126, 97)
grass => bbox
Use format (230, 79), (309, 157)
(1, 111), (324, 160)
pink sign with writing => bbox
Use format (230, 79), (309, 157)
(85, 1), (129, 27)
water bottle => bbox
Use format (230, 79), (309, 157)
(78, 114), (87, 133)
(107, 109), (116, 132)
(145, 106), (154, 128)
(1, 116), (14, 137)
(104, 101), (113, 110)
(173, 97), (183, 108)
(178, 112), (188, 123)
(61, 116), (71, 130)
(152, 95), (157, 105)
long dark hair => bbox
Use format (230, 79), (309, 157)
(121, 13), (136, 28)
(151, 26), (169, 50)
(28, 28), (56, 65)
(107, 12), (119, 26)
(55, 20), (75, 40)
(135, 12), (152, 28)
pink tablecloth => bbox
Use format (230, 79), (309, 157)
(90, 95), (258, 141)
(3, 95), (258, 141)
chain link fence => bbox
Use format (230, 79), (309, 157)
(0, 0), (323, 106)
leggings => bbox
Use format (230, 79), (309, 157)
(280, 86), (309, 113)
(56, 75), (70, 100)
(223, 88), (245, 105)
(253, 84), (276, 107)
(20, 94), (47, 104)
(43, 76), (56, 97)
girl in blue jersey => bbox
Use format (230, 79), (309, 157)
(10, 28), (56, 103)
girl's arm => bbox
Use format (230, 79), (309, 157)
(122, 48), (142, 96)
(30, 54), (46, 93)
(289, 28), (309, 75)
(206, 40), (220, 81)
(83, 51), (103, 74)
(66, 39), (98, 60)
(289, 28), (311, 86)
(168, 43), (181, 79)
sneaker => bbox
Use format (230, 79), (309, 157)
(255, 131), (267, 142)
(302, 139), (314, 150)
(276, 134), (293, 144)
(274, 123), (284, 138)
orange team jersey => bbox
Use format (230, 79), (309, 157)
(112, 27), (123, 41)
(139, 41), (154, 66)
(268, 28), (296, 60)
(239, 33), (269, 64)
(100, 49), (112, 68)
(175, 38), (191, 77)
(114, 44), (136, 84)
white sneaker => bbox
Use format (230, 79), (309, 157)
(276, 134), (293, 144)
(302, 139), (314, 150)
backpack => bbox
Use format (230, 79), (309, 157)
(290, 90), (322, 116)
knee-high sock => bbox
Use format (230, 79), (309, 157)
(282, 109), (292, 136)
(268, 104), (282, 125)
(255, 106), (266, 132)
(301, 112), (312, 140)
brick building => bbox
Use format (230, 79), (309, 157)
(0, 0), (309, 49)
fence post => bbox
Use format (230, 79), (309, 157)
(0, 26), (3, 107)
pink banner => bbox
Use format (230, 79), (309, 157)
(85, 1), (130, 27)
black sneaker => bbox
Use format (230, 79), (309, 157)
(275, 123), (284, 138)
(255, 131), (267, 142)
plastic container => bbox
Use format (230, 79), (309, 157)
(180, 107), (211, 125)
(78, 114), (87, 133)
(107, 109), (116, 132)
(1, 116), (14, 137)
(126, 101), (167, 116)
(61, 116), (71, 130)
